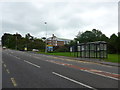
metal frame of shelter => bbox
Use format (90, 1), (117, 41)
(71, 41), (107, 59)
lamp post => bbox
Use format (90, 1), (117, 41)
(45, 22), (47, 53)
(77, 41), (79, 57)
(15, 32), (18, 50)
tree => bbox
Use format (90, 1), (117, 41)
(68, 40), (76, 46)
(74, 29), (109, 43)
(108, 34), (118, 53)
(2, 33), (16, 49)
(74, 30), (96, 43)
(100, 34), (109, 42)
(92, 29), (103, 40)
(1, 33), (45, 51)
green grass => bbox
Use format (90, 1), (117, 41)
(38, 52), (75, 57)
(38, 52), (120, 63)
(105, 54), (119, 63)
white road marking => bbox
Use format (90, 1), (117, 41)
(46, 60), (119, 80)
(5, 51), (119, 81)
(4, 64), (6, 68)
(11, 78), (17, 87)
(24, 60), (40, 68)
(14, 56), (20, 59)
(6, 69), (10, 74)
(52, 72), (96, 90)
(83, 70), (119, 81)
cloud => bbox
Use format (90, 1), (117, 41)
(0, 0), (118, 40)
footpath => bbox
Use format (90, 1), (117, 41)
(28, 51), (120, 67)
(54, 55), (120, 67)
(7, 49), (119, 67)
(77, 58), (120, 67)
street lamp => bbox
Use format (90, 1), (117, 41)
(77, 41), (79, 57)
(45, 22), (47, 53)
(15, 32), (18, 50)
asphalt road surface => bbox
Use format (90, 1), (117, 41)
(2, 49), (119, 89)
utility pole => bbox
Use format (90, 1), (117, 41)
(15, 33), (18, 50)
(45, 22), (47, 53)
(77, 41), (79, 57)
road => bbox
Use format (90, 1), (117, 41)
(2, 49), (119, 89)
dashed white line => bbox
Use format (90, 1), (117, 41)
(16, 57), (20, 59)
(4, 64), (6, 68)
(52, 72), (96, 90)
(6, 69), (10, 74)
(4, 51), (119, 81)
(24, 60), (40, 68)
(11, 78), (17, 87)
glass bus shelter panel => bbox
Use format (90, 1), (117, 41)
(86, 51), (89, 58)
(81, 45), (85, 51)
(90, 44), (95, 50)
(100, 43), (104, 50)
(96, 51), (100, 58)
(77, 46), (81, 52)
(104, 44), (107, 50)
(100, 51), (105, 58)
(102, 51), (107, 58)
(76, 41), (107, 58)
(97, 44), (100, 51)
(85, 44), (89, 50)
(104, 51), (107, 58)
(90, 51), (95, 58)
(81, 51), (85, 57)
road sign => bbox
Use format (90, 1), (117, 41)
(78, 46), (80, 51)
(47, 45), (53, 47)
(70, 47), (72, 52)
(24, 47), (27, 51)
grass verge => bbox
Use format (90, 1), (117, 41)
(38, 52), (120, 63)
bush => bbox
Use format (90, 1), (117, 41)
(54, 46), (69, 52)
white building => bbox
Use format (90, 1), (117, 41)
(47, 34), (71, 46)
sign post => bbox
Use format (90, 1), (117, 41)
(70, 47), (73, 56)
(47, 45), (53, 52)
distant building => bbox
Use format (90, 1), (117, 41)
(47, 34), (71, 46)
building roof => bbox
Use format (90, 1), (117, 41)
(57, 38), (72, 41)
(78, 41), (107, 45)
(47, 35), (72, 41)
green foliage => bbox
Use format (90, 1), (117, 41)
(54, 46), (69, 52)
(1, 33), (45, 51)
(2, 30), (120, 54)
(68, 40), (76, 46)
(108, 34), (118, 54)
(69, 29), (119, 54)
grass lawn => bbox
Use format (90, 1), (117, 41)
(104, 54), (119, 63)
(38, 52), (120, 63)
(38, 52), (75, 57)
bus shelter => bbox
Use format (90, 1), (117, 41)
(71, 41), (107, 59)
(78, 41), (107, 58)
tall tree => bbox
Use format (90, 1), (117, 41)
(118, 32), (120, 53)
(108, 34), (118, 53)
(2, 33), (45, 51)
(92, 29), (103, 40)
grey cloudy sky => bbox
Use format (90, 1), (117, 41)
(0, 0), (119, 39)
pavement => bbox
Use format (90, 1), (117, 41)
(28, 51), (120, 67)
(2, 49), (119, 89)
(60, 56), (120, 67)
